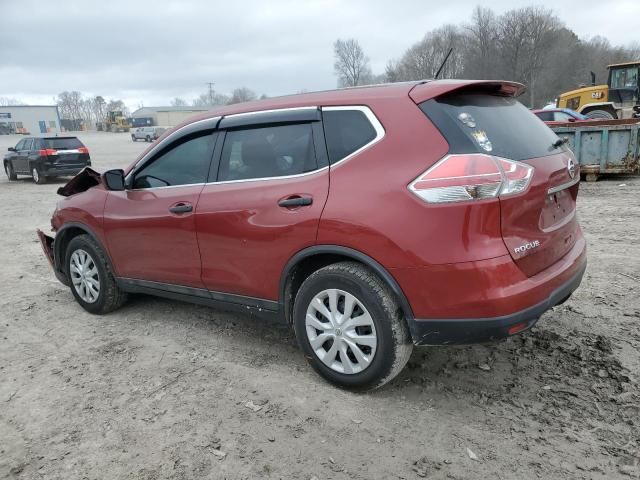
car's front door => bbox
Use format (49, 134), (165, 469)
(8, 139), (25, 172)
(195, 108), (330, 302)
(103, 129), (218, 288)
(16, 138), (33, 173)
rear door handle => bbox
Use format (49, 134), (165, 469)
(278, 195), (313, 208)
(169, 203), (193, 214)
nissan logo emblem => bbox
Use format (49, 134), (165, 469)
(567, 158), (576, 179)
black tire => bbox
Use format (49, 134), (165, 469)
(5, 161), (17, 180)
(145, 135), (151, 142)
(131, 135), (136, 141)
(584, 108), (616, 120)
(65, 234), (127, 314)
(293, 262), (413, 391)
(31, 166), (46, 184)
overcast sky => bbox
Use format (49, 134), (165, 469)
(1, 0), (639, 110)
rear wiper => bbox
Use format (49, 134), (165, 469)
(551, 137), (568, 150)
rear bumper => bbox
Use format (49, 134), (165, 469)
(407, 261), (585, 345)
(395, 233), (587, 345)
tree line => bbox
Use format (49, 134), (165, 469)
(334, 6), (640, 107)
(54, 86), (266, 129)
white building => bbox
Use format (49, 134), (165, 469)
(0, 105), (61, 135)
(130, 106), (209, 128)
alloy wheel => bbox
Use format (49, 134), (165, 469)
(69, 249), (100, 303)
(305, 289), (377, 374)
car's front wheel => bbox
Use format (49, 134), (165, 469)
(293, 262), (413, 390)
(66, 234), (127, 314)
(5, 161), (17, 180)
(31, 166), (46, 184)
(131, 135), (136, 141)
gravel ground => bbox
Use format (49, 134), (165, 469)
(0, 132), (638, 479)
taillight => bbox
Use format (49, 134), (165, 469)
(38, 149), (57, 156)
(408, 154), (533, 204)
(78, 147), (89, 154)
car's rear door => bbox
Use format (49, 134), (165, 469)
(195, 108), (329, 302)
(103, 125), (218, 287)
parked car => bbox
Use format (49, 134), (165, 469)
(37, 80), (587, 390)
(131, 126), (166, 142)
(532, 108), (589, 125)
(4, 136), (91, 184)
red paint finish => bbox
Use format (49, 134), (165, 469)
(103, 185), (205, 287)
(392, 234), (585, 319)
(48, 79), (587, 325)
(195, 170), (329, 299)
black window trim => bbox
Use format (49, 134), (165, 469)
(320, 105), (385, 167)
(125, 117), (220, 189)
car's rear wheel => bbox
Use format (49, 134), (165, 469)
(5, 161), (17, 180)
(145, 135), (151, 142)
(31, 166), (46, 184)
(584, 108), (616, 120)
(293, 262), (413, 390)
(66, 234), (127, 314)
(131, 135), (136, 141)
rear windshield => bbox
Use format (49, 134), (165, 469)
(420, 94), (566, 161)
(42, 137), (83, 150)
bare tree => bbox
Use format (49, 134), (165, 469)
(386, 25), (465, 81)
(192, 91), (229, 107)
(171, 97), (188, 107)
(464, 6), (498, 78)
(333, 38), (372, 87)
(227, 87), (257, 105)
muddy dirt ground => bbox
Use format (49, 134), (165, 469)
(0, 132), (638, 479)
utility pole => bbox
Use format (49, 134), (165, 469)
(206, 82), (215, 106)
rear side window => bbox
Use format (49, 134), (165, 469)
(322, 109), (377, 164)
(218, 123), (317, 181)
(133, 132), (214, 188)
(43, 137), (83, 150)
(535, 111), (553, 122)
(421, 94), (566, 161)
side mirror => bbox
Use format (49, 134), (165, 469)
(103, 169), (125, 191)
(7, 147), (15, 152)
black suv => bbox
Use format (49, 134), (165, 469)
(4, 136), (91, 184)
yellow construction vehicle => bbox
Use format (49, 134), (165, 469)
(97, 110), (132, 132)
(557, 61), (640, 119)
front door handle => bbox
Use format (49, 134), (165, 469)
(169, 203), (193, 214)
(278, 195), (313, 208)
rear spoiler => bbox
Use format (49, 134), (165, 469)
(409, 80), (526, 104)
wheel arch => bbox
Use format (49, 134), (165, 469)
(54, 222), (116, 279)
(279, 245), (414, 325)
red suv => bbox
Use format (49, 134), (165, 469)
(38, 80), (586, 390)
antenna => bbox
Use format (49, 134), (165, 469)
(435, 48), (454, 79)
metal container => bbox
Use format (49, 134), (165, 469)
(551, 118), (640, 181)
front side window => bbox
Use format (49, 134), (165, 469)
(322, 109), (377, 164)
(133, 132), (214, 189)
(23, 139), (33, 151)
(611, 67), (639, 89)
(15, 139), (25, 150)
(218, 123), (317, 181)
